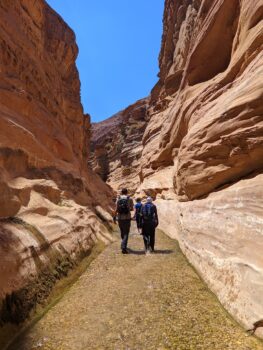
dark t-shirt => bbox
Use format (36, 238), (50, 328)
(116, 195), (134, 220)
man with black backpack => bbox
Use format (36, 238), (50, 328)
(141, 197), (159, 254)
(114, 188), (134, 254)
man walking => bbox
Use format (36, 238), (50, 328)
(134, 197), (143, 234)
(114, 188), (134, 254)
(141, 197), (158, 254)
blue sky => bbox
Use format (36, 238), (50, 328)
(46, 0), (164, 122)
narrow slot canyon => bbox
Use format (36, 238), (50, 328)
(0, 0), (263, 349)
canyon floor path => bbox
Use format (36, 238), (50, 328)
(9, 228), (263, 350)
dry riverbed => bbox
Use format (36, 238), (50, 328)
(7, 227), (263, 350)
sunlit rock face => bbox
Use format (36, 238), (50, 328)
(0, 0), (114, 325)
(91, 98), (149, 194)
(142, 0), (263, 334)
(142, 0), (263, 201)
(154, 172), (263, 335)
(96, 0), (263, 334)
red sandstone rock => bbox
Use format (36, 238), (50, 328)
(94, 0), (263, 335)
(91, 98), (149, 193)
(142, 0), (263, 201)
(142, 0), (263, 334)
(0, 0), (114, 329)
(1, 0), (262, 339)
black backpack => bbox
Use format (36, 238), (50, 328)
(142, 203), (155, 222)
(117, 197), (130, 214)
(135, 203), (142, 215)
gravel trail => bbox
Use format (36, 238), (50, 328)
(9, 228), (263, 350)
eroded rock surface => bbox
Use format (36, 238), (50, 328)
(0, 0), (113, 329)
(94, 0), (263, 335)
(91, 98), (148, 193)
(139, 0), (263, 333)
(142, 0), (263, 201)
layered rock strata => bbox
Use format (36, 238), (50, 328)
(142, 0), (263, 201)
(91, 98), (148, 193)
(140, 0), (263, 333)
(0, 0), (113, 328)
(94, 0), (263, 335)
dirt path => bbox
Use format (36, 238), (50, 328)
(8, 227), (263, 350)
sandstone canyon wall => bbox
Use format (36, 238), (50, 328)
(92, 0), (263, 334)
(0, 0), (113, 332)
(91, 98), (148, 193)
